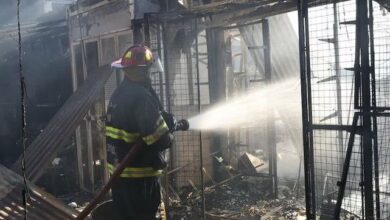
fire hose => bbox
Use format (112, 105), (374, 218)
(75, 119), (189, 220)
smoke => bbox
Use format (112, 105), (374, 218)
(0, 0), (68, 27)
(188, 78), (301, 130)
(188, 78), (302, 179)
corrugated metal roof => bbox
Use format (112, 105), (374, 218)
(11, 65), (111, 182)
(0, 164), (87, 220)
(0, 65), (110, 220)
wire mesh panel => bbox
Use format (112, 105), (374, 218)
(309, 1), (356, 126)
(146, 15), (206, 191)
(302, 0), (390, 219)
(147, 10), (304, 218)
(377, 116), (390, 219)
(307, 0), (363, 218)
(372, 3), (390, 219)
(166, 25), (203, 189)
(373, 6), (390, 109)
(313, 129), (363, 218)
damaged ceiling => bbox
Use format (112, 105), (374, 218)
(155, 0), (389, 28)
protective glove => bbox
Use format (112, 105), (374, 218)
(151, 152), (167, 170)
(161, 111), (176, 132)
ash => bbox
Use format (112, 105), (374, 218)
(167, 176), (306, 220)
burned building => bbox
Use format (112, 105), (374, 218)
(64, 0), (302, 218)
(0, 18), (72, 168)
(0, 0), (389, 219)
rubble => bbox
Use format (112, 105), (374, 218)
(167, 176), (306, 220)
(238, 153), (265, 174)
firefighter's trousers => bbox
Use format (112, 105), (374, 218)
(112, 177), (161, 220)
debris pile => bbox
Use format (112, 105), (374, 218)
(247, 199), (306, 220)
(58, 190), (96, 213)
(167, 176), (306, 220)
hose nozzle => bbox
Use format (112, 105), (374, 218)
(175, 119), (189, 131)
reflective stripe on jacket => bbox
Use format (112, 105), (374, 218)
(106, 115), (169, 146)
(107, 163), (163, 178)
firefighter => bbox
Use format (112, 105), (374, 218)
(106, 45), (174, 219)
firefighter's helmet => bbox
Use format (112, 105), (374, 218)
(111, 45), (154, 69)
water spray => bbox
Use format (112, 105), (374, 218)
(188, 78), (301, 131)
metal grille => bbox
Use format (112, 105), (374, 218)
(373, 7), (390, 109)
(301, 0), (390, 219)
(165, 23), (202, 188)
(372, 4), (390, 219)
(308, 2), (358, 217)
(145, 9), (306, 218)
(146, 17), (204, 190)
(309, 1), (356, 126)
(377, 116), (390, 218)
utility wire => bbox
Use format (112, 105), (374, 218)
(17, 0), (30, 219)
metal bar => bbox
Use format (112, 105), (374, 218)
(368, 0), (380, 217)
(373, 112), (390, 117)
(162, 22), (173, 170)
(354, 0), (362, 110)
(86, 117), (95, 191)
(360, 135), (366, 219)
(156, 25), (165, 106)
(161, 21), (173, 209)
(186, 39), (195, 105)
(373, 106), (390, 111)
(195, 18), (206, 220)
(295, 154), (303, 197)
(222, 19), (264, 30)
(358, 0), (374, 218)
(333, 2), (345, 175)
(297, 0), (315, 218)
(262, 19), (277, 198)
(155, 21), (169, 208)
(265, 19), (272, 188)
(304, 0), (316, 216)
(334, 113), (359, 219)
(310, 124), (353, 131)
(76, 126), (84, 188)
(144, 14), (151, 47)
(194, 82), (209, 85)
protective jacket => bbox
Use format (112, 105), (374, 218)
(105, 78), (173, 178)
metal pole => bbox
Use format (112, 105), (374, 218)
(144, 14), (151, 47)
(333, 2), (345, 174)
(358, 0), (375, 218)
(161, 21), (174, 211)
(262, 19), (278, 198)
(195, 18), (206, 220)
(186, 42), (195, 105)
(334, 114), (359, 219)
(161, 22), (173, 158)
(368, 0), (381, 217)
(297, 0), (315, 218)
